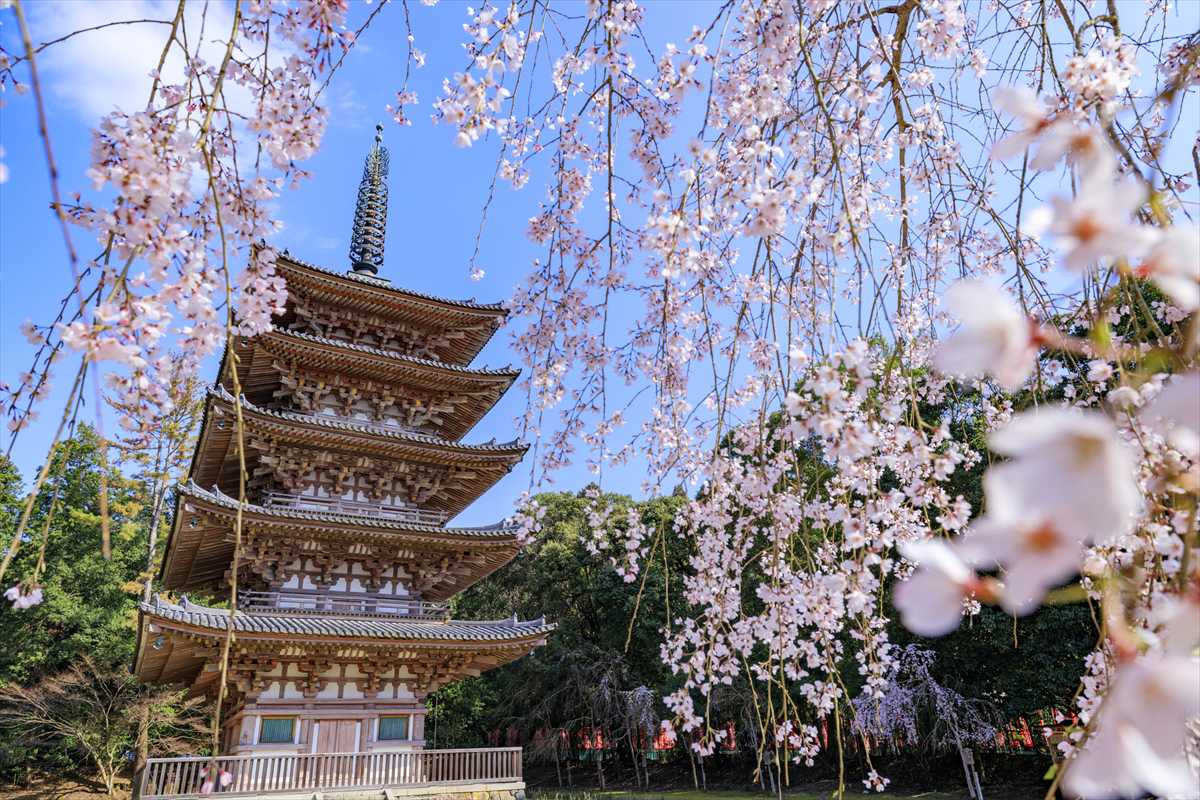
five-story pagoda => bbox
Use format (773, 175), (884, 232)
(134, 127), (551, 762)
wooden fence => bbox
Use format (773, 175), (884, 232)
(140, 746), (523, 799)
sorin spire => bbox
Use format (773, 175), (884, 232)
(348, 124), (389, 276)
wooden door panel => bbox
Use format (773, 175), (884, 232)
(336, 720), (357, 753)
(316, 720), (358, 753)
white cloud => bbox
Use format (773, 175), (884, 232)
(27, 0), (237, 124)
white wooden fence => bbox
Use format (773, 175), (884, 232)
(139, 746), (523, 799)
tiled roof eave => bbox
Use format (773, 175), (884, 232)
(207, 386), (528, 458)
(178, 482), (519, 539)
(275, 254), (510, 315)
(141, 598), (556, 644)
(258, 329), (522, 381)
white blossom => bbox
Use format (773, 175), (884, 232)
(893, 540), (976, 637)
(1063, 655), (1200, 800)
(1137, 226), (1200, 312)
(985, 407), (1138, 545)
(933, 281), (1035, 390)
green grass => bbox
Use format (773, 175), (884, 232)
(529, 788), (965, 800)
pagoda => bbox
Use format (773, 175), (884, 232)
(134, 127), (551, 762)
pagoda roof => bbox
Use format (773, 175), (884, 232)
(135, 596), (554, 695)
(178, 482), (516, 538)
(141, 596), (553, 642)
(274, 253), (509, 365)
(277, 252), (509, 314)
(159, 483), (521, 597)
(198, 385), (525, 454)
(251, 329), (520, 379)
(190, 388), (526, 516)
(229, 330), (518, 441)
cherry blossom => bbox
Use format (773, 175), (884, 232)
(985, 408), (1138, 545)
(893, 540), (977, 637)
(933, 281), (1036, 391)
(1136, 226), (1200, 312)
(1032, 169), (1151, 272)
(990, 86), (1051, 161)
(957, 516), (1083, 616)
(4, 583), (43, 610)
(1141, 371), (1200, 456)
(1062, 654), (1200, 800)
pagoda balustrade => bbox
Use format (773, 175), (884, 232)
(140, 746), (523, 799)
(239, 589), (450, 621)
(294, 407), (435, 438)
(261, 490), (449, 526)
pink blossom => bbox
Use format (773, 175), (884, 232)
(985, 407), (1138, 545)
(1063, 655), (1200, 799)
(893, 540), (976, 637)
(933, 281), (1036, 390)
(1031, 169), (1152, 272)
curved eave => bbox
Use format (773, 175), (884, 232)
(135, 601), (553, 691)
(228, 331), (519, 441)
(180, 482), (518, 539)
(159, 483), (521, 596)
(141, 599), (554, 643)
(275, 254), (509, 365)
(209, 386), (526, 456)
(190, 389), (527, 510)
(249, 329), (520, 382)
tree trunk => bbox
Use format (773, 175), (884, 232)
(142, 479), (168, 604)
(102, 764), (117, 798)
(131, 705), (150, 799)
(627, 727), (641, 788)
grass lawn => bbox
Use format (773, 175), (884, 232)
(530, 788), (966, 800)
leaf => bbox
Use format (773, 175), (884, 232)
(1043, 583), (1089, 606)
(1089, 318), (1112, 352)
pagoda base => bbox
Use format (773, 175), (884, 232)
(223, 697), (428, 756)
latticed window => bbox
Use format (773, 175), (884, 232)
(259, 717), (295, 744)
(378, 715), (409, 741)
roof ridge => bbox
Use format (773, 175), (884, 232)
(208, 386), (526, 453)
(266, 329), (520, 378)
(276, 252), (509, 313)
(179, 481), (518, 535)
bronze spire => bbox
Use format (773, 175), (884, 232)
(348, 124), (389, 276)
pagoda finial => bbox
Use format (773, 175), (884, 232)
(348, 124), (389, 276)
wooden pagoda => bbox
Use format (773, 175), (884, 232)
(134, 128), (551, 770)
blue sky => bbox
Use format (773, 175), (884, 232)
(0, 0), (719, 524)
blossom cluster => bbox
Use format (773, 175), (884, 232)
(893, 94), (1198, 797)
(2, 1), (350, 450)
(5, 1), (1199, 796)
(417, 1), (1199, 795)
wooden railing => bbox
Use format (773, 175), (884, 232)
(140, 746), (523, 799)
(261, 491), (449, 527)
(239, 590), (450, 621)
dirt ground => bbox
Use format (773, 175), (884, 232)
(0, 777), (130, 800)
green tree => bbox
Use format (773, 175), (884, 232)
(432, 489), (691, 785)
(0, 426), (146, 683)
(0, 658), (207, 796)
